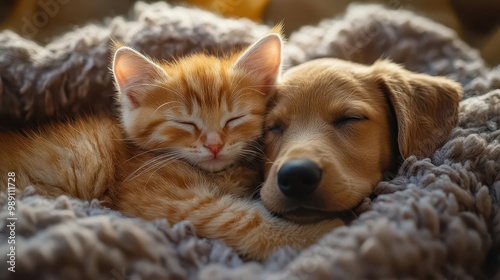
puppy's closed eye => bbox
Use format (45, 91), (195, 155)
(333, 116), (366, 127)
(266, 122), (286, 134)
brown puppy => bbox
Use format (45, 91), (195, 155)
(261, 58), (462, 224)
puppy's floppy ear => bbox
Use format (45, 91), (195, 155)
(371, 60), (462, 159)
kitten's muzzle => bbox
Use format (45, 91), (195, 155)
(277, 159), (322, 198)
(204, 143), (223, 156)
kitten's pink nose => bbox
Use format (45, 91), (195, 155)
(205, 144), (223, 156)
(205, 132), (223, 156)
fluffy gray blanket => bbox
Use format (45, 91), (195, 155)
(1, 2), (499, 279)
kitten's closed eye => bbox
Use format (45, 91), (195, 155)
(174, 120), (198, 130)
(225, 115), (245, 128)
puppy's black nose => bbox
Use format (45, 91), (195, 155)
(277, 159), (322, 198)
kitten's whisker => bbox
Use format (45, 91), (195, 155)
(125, 147), (169, 163)
(231, 87), (262, 99)
(143, 156), (182, 175)
(231, 68), (258, 93)
(144, 155), (185, 185)
(245, 141), (264, 153)
(237, 151), (261, 165)
(231, 79), (276, 99)
(249, 184), (263, 198)
(125, 151), (185, 181)
(240, 146), (262, 154)
(232, 83), (301, 104)
(137, 159), (173, 185)
(110, 138), (135, 142)
(239, 151), (261, 160)
(229, 64), (278, 103)
(125, 154), (170, 181)
(152, 101), (182, 116)
(128, 157), (180, 182)
(231, 80), (286, 102)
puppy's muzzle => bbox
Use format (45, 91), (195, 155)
(277, 159), (322, 198)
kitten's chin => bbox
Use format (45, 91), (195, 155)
(197, 158), (233, 173)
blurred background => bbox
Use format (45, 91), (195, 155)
(1, 0), (499, 65)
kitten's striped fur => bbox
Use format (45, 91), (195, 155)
(0, 30), (340, 260)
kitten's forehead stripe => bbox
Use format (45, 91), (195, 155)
(178, 74), (194, 115)
(212, 64), (223, 97)
(185, 61), (219, 109)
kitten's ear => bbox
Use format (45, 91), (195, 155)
(234, 33), (283, 94)
(112, 47), (168, 108)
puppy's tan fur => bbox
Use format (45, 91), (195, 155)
(261, 58), (462, 223)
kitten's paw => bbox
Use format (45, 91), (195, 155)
(211, 165), (260, 197)
(302, 218), (344, 243)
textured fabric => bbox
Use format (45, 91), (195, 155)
(0, 2), (499, 279)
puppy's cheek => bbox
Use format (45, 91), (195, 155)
(263, 136), (282, 162)
(264, 155), (285, 179)
(317, 160), (345, 191)
(259, 184), (272, 208)
(329, 183), (373, 211)
(317, 165), (370, 211)
(260, 164), (282, 212)
(263, 160), (274, 178)
(260, 183), (279, 212)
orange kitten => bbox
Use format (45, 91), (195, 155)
(0, 31), (340, 260)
